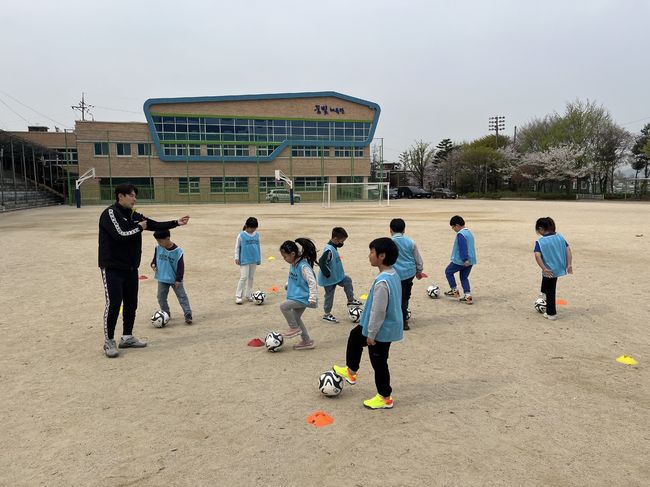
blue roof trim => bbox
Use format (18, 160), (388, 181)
(143, 92), (380, 163)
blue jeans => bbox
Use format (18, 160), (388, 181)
(157, 281), (192, 319)
(445, 263), (472, 294)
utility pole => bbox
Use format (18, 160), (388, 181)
(72, 92), (94, 122)
(487, 116), (505, 193)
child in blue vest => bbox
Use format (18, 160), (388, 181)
(444, 215), (477, 304)
(234, 217), (261, 304)
(390, 218), (425, 330)
(534, 217), (573, 320)
(333, 237), (403, 409)
(279, 238), (319, 350)
(151, 230), (193, 324)
(318, 227), (362, 323)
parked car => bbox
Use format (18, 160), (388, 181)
(432, 188), (458, 199)
(266, 188), (301, 203)
(396, 186), (433, 199)
(382, 187), (399, 199)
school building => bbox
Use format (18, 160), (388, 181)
(71, 91), (381, 204)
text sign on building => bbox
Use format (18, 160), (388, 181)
(314, 105), (345, 115)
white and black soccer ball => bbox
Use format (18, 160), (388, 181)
(318, 370), (344, 397)
(252, 290), (266, 305)
(265, 331), (284, 352)
(534, 298), (547, 314)
(151, 310), (170, 328)
(426, 284), (441, 299)
(348, 306), (363, 323)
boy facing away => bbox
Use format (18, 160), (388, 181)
(389, 218), (424, 330)
(534, 216), (573, 320)
(444, 215), (476, 304)
(151, 230), (193, 324)
(317, 227), (362, 323)
(333, 237), (403, 410)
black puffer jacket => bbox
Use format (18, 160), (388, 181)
(98, 203), (178, 270)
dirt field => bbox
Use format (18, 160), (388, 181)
(1, 199), (648, 486)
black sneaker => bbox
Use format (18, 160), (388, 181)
(185, 315), (193, 325)
(322, 314), (339, 323)
(347, 299), (362, 306)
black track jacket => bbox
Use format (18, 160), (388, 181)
(98, 203), (179, 270)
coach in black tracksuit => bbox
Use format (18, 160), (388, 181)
(99, 183), (189, 358)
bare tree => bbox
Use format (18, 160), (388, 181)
(399, 140), (436, 188)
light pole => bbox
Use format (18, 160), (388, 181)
(487, 116), (505, 193)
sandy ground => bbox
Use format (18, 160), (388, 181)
(0, 199), (649, 487)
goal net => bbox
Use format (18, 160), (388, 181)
(322, 182), (391, 208)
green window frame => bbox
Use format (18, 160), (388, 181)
(178, 177), (200, 194)
(210, 177), (248, 193)
(294, 176), (326, 192)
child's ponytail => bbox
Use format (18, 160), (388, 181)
(295, 238), (317, 268)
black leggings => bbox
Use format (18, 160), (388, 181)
(101, 268), (139, 340)
(346, 325), (392, 397)
(400, 277), (414, 323)
(541, 276), (557, 316)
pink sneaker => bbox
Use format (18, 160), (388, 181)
(282, 328), (301, 339)
(293, 339), (315, 350)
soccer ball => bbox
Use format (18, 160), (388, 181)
(252, 290), (266, 305)
(534, 298), (547, 314)
(265, 332), (284, 352)
(348, 306), (363, 323)
(426, 284), (441, 298)
(406, 308), (412, 321)
(151, 310), (170, 328)
(319, 370), (344, 397)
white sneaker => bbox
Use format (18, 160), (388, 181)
(235, 298), (243, 304)
(543, 313), (557, 321)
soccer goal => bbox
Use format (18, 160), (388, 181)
(322, 182), (391, 208)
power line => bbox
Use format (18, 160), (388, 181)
(0, 89), (69, 128)
(0, 96), (31, 124)
(621, 116), (650, 127)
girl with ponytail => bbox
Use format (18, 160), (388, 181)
(278, 238), (319, 350)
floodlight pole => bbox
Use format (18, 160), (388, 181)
(487, 116), (505, 194)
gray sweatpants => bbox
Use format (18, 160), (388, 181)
(323, 275), (355, 314)
(280, 299), (310, 341)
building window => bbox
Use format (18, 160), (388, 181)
(291, 146), (329, 157)
(210, 177), (248, 193)
(179, 177), (200, 194)
(258, 176), (284, 193)
(295, 176), (326, 192)
(116, 143), (131, 156)
(334, 148), (364, 158)
(151, 115), (372, 146)
(163, 144), (200, 156)
(223, 145), (249, 157)
(256, 145), (280, 157)
(94, 142), (109, 156)
(137, 143), (152, 156)
(207, 145), (221, 156)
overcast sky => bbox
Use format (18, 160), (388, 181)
(1, 0), (648, 161)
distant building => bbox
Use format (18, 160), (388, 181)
(10, 91), (381, 204)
